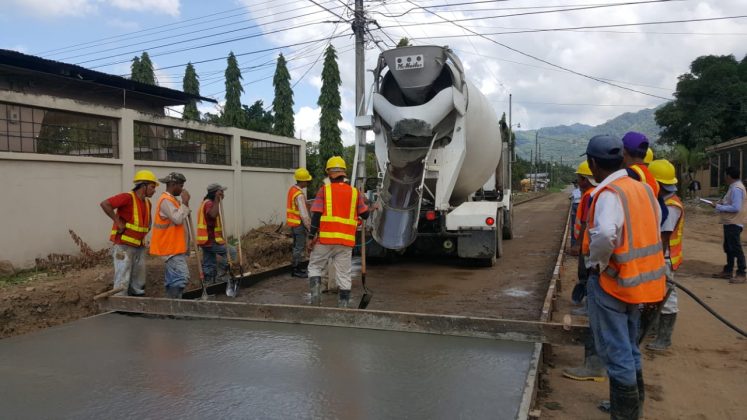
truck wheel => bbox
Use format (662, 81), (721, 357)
(502, 206), (513, 240)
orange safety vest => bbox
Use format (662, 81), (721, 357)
(196, 199), (225, 246)
(286, 185), (304, 227)
(318, 183), (359, 247)
(665, 195), (684, 271)
(629, 163), (660, 197)
(110, 191), (151, 247)
(582, 176), (666, 304)
(150, 193), (188, 256)
(573, 190), (592, 241)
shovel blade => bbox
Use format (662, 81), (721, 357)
(358, 292), (372, 309)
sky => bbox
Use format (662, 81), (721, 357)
(2, 0), (746, 145)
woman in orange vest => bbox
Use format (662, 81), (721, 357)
(647, 159), (684, 352)
(307, 156), (368, 307)
(582, 135), (666, 419)
(287, 168), (313, 278)
(150, 172), (191, 299)
(100, 170), (158, 296)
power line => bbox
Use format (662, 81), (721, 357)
(307, 0), (348, 21)
(403, 0), (672, 100)
(59, 2), (347, 62)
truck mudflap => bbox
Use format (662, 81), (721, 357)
(457, 229), (496, 259)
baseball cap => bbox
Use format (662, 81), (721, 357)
(622, 131), (649, 153)
(207, 183), (227, 193)
(158, 172), (187, 184)
(582, 134), (623, 160)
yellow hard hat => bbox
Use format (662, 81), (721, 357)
(648, 159), (677, 185)
(133, 169), (159, 186)
(644, 148), (654, 164)
(575, 161), (593, 177)
(294, 168), (312, 181)
(325, 156), (347, 171)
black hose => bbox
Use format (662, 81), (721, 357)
(668, 278), (747, 338)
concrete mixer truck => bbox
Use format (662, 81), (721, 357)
(355, 45), (513, 266)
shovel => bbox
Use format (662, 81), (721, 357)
(186, 216), (209, 301)
(219, 201), (240, 297)
(357, 222), (372, 309)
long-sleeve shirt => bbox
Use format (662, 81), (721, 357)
(716, 182), (745, 227)
(294, 191), (311, 230)
(570, 187), (582, 204)
(586, 169), (661, 271)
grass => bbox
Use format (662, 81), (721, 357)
(0, 269), (47, 288)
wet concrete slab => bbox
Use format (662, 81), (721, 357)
(0, 313), (535, 419)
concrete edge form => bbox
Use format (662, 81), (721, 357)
(98, 297), (587, 346)
(516, 198), (572, 420)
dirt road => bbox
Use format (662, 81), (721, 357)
(541, 204), (747, 419)
(227, 193), (570, 320)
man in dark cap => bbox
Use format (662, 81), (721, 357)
(582, 134), (666, 419)
(196, 183), (237, 285)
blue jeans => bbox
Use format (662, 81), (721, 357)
(587, 273), (641, 386)
(200, 243), (237, 278)
(165, 254), (190, 289)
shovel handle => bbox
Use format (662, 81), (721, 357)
(94, 287), (125, 300)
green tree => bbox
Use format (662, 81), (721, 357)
(222, 52), (246, 128)
(317, 45), (343, 176)
(397, 37), (411, 47)
(656, 54), (747, 149)
(131, 52), (156, 85)
(243, 100), (274, 133)
(182, 63), (200, 121)
(272, 53), (295, 137)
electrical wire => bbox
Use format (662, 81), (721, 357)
(402, 0), (673, 100)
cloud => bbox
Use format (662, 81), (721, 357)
(294, 106), (357, 145)
(107, 18), (140, 31)
(108, 0), (180, 17)
(10, 0), (97, 17)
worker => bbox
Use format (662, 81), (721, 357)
(197, 183), (236, 284)
(647, 159), (684, 351)
(563, 161), (606, 382)
(150, 172), (191, 299)
(100, 170), (158, 296)
(307, 156), (369, 308)
(582, 134), (666, 419)
(709, 166), (747, 284)
(287, 168), (313, 278)
(622, 131), (668, 223)
(569, 181), (582, 250)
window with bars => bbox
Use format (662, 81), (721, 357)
(0, 101), (118, 157)
(241, 137), (299, 169)
(134, 122), (230, 165)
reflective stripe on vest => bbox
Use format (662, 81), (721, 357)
(149, 193), (187, 256)
(286, 186), (303, 227)
(665, 195), (685, 270)
(582, 176), (666, 304)
(318, 183), (358, 247)
(196, 199), (225, 246)
(110, 191), (151, 247)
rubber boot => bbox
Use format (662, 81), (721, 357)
(609, 378), (640, 420)
(563, 334), (607, 382)
(291, 265), (308, 278)
(646, 313), (676, 351)
(636, 370), (645, 419)
(165, 286), (184, 299)
(337, 289), (351, 308)
(309, 276), (321, 305)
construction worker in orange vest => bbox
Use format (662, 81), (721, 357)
(307, 156), (369, 307)
(150, 172), (191, 299)
(647, 159), (684, 352)
(100, 169), (158, 296)
(622, 131), (669, 225)
(197, 183), (236, 284)
(287, 168), (313, 278)
(582, 134), (666, 419)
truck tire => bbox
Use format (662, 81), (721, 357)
(502, 206), (513, 240)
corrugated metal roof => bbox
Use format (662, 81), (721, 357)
(0, 49), (216, 104)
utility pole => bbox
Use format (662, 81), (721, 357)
(353, 0), (367, 191)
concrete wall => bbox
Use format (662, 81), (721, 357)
(0, 90), (304, 268)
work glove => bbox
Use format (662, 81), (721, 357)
(571, 282), (587, 304)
